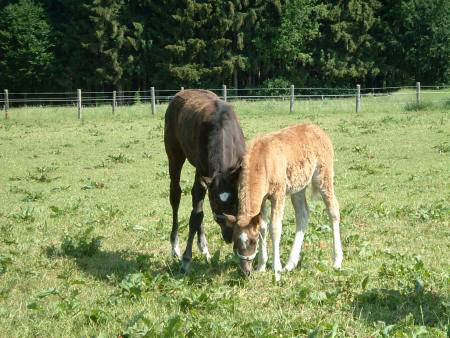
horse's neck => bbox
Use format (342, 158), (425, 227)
(208, 124), (240, 174)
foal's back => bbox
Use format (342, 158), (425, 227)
(245, 124), (334, 195)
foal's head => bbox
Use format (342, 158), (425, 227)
(225, 213), (262, 276)
(206, 169), (241, 243)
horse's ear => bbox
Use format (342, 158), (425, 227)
(201, 176), (213, 186)
(229, 163), (242, 181)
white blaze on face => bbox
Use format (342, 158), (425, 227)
(219, 192), (230, 202)
(239, 232), (248, 250)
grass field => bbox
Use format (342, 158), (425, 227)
(0, 91), (449, 337)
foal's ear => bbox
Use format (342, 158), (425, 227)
(223, 214), (236, 226)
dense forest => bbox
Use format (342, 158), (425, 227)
(0, 0), (449, 92)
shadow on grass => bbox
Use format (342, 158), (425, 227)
(354, 287), (449, 329)
(146, 248), (243, 286)
(44, 241), (242, 285)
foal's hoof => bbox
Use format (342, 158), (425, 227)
(255, 265), (266, 273)
(283, 261), (296, 272)
(180, 259), (191, 274)
(333, 256), (343, 269)
(273, 271), (282, 282)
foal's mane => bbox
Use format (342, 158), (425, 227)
(237, 136), (266, 217)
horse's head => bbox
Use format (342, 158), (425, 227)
(224, 213), (261, 277)
(205, 166), (241, 243)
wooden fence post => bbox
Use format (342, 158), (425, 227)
(356, 84), (361, 113)
(290, 85), (295, 113)
(416, 82), (421, 104)
(4, 89), (9, 119)
(77, 89), (82, 119)
(151, 86), (155, 115)
(112, 90), (117, 114)
(222, 85), (227, 102)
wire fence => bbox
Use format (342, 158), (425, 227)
(1, 83), (450, 119)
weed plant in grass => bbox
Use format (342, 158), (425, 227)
(0, 96), (449, 337)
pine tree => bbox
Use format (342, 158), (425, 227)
(84, 0), (128, 90)
(156, 0), (235, 88)
(315, 0), (383, 86)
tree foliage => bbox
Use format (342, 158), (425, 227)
(0, 0), (56, 91)
(0, 0), (449, 91)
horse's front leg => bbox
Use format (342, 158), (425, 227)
(168, 156), (185, 259)
(181, 174), (207, 273)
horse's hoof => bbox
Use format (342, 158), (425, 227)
(181, 259), (191, 274)
(172, 250), (181, 260)
(171, 244), (181, 260)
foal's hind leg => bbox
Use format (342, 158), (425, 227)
(284, 189), (309, 272)
(317, 170), (343, 269)
(181, 173), (208, 273)
(168, 155), (185, 259)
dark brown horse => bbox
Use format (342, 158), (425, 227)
(164, 89), (245, 272)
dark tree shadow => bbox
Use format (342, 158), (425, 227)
(353, 287), (449, 329)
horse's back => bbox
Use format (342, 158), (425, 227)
(165, 89), (218, 132)
(164, 89), (233, 171)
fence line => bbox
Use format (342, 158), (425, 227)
(1, 83), (449, 119)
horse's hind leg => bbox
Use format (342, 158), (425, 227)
(181, 172), (208, 273)
(317, 167), (343, 269)
(284, 188), (309, 272)
(168, 154), (185, 259)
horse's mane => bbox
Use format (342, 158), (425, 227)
(207, 100), (243, 174)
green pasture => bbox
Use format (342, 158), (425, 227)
(0, 91), (449, 337)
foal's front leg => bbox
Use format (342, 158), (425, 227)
(256, 201), (269, 272)
(181, 174), (208, 273)
(269, 195), (285, 282)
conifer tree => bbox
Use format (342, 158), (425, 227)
(84, 0), (128, 90)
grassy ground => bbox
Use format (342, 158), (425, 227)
(0, 91), (449, 337)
